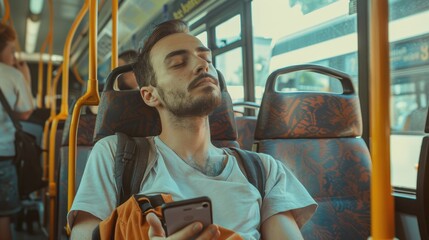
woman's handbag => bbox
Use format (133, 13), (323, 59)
(0, 88), (46, 197)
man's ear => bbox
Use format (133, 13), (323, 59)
(140, 86), (159, 107)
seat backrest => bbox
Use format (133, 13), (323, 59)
(255, 64), (371, 239)
(416, 113), (429, 239)
(57, 111), (97, 239)
(233, 102), (260, 151)
(93, 64), (238, 148)
(235, 116), (257, 151)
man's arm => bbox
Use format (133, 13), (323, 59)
(260, 211), (303, 240)
(70, 211), (101, 240)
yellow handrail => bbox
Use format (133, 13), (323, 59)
(40, 8), (53, 182)
(45, 0), (54, 109)
(67, 0), (99, 216)
(46, 64), (64, 240)
(111, 0), (118, 70)
(1, 0), (10, 24)
(369, 0), (395, 239)
(37, 38), (48, 109)
(44, 0), (58, 239)
(47, 0), (89, 238)
(51, 65), (63, 118)
(72, 64), (85, 85)
(48, 63), (64, 239)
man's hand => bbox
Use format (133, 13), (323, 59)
(146, 212), (220, 240)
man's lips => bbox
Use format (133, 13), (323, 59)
(188, 74), (219, 91)
(194, 77), (216, 88)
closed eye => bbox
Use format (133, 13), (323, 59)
(171, 62), (185, 68)
(199, 54), (212, 64)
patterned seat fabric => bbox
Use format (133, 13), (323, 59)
(93, 67), (238, 148)
(255, 65), (371, 239)
(235, 116), (257, 150)
(61, 113), (97, 146)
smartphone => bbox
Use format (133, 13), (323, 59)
(162, 196), (212, 237)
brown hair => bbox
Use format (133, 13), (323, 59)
(0, 23), (16, 53)
(134, 19), (189, 87)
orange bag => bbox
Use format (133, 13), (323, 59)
(93, 194), (243, 240)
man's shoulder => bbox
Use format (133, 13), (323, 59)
(225, 148), (281, 174)
(94, 134), (157, 154)
(223, 147), (274, 162)
(95, 134), (118, 147)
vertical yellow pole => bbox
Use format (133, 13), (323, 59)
(46, 0), (54, 109)
(68, 0), (98, 212)
(369, 0), (395, 239)
(1, 0), (10, 24)
(37, 39), (48, 109)
(63, 3), (89, 236)
(111, 0), (118, 70)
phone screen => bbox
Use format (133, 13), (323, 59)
(162, 196), (212, 236)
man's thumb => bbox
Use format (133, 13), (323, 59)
(146, 212), (166, 238)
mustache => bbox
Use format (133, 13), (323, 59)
(187, 73), (219, 91)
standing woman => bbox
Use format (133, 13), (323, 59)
(0, 23), (34, 240)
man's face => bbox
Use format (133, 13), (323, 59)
(150, 33), (221, 117)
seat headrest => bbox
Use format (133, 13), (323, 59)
(93, 66), (237, 143)
(255, 64), (362, 139)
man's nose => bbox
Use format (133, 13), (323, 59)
(194, 58), (209, 74)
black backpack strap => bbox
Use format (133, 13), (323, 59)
(114, 133), (151, 205)
(225, 148), (266, 198)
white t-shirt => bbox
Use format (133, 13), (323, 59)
(68, 135), (317, 239)
(0, 63), (34, 156)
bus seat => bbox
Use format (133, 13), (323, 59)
(403, 107), (428, 132)
(233, 101), (260, 151)
(93, 64), (239, 148)
(254, 65), (371, 239)
(416, 113), (429, 239)
(235, 115), (257, 150)
(42, 120), (65, 238)
(57, 112), (97, 239)
(209, 70), (239, 148)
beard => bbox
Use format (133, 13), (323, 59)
(157, 77), (222, 117)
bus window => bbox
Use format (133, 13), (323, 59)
(389, 0), (429, 190)
(196, 31), (208, 47)
(215, 47), (244, 103)
(251, 0), (357, 104)
(275, 70), (343, 93)
(215, 15), (241, 48)
(212, 14), (245, 104)
(390, 75), (426, 189)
